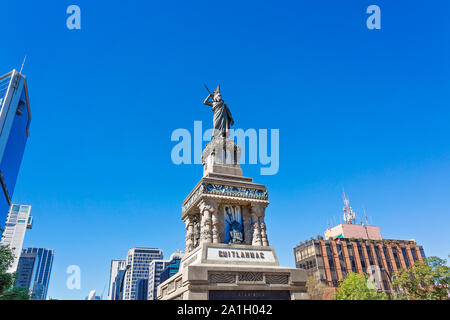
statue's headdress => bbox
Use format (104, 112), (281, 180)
(213, 85), (221, 95)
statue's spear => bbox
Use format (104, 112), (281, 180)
(204, 84), (212, 95)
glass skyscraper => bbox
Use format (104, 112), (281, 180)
(136, 278), (148, 300)
(160, 254), (182, 284)
(16, 247), (54, 300)
(0, 70), (32, 233)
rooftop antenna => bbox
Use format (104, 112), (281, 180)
(342, 189), (356, 224)
(19, 55), (27, 75)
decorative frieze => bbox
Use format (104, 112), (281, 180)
(209, 273), (236, 284)
(266, 274), (289, 285)
(182, 183), (268, 214)
(204, 184), (268, 199)
(238, 272), (263, 282)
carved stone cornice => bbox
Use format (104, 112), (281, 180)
(182, 182), (269, 216)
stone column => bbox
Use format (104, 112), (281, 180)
(250, 204), (266, 246)
(251, 214), (261, 246)
(184, 216), (194, 253)
(260, 220), (269, 246)
(198, 199), (217, 244)
(211, 210), (219, 244)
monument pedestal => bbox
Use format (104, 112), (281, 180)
(158, 134), (308, 300)
(158, 243), (308, 300)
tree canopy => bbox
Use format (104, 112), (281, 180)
(392, 256), (449, 300)
(334, 272), (388, 300)
(0, 244), (31, 300)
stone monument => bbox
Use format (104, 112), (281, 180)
(158, 86), (308, 300)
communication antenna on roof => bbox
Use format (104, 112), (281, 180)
(19, 55), (27, 75)
(363, 206), (368, 225)
(342, 189), (356, 224)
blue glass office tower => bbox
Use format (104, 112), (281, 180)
(160, 256), (182, 284)
(136, 278), (148, 300)
(0, 70), (31, 233)
(16, 248), (54, 300)
(16, 251), (36, 288)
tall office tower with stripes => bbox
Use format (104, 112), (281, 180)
(122, 248), (163, 300)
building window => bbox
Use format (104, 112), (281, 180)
(336, 244), (347, 275)
(419, 247), (426, 259)
(347, 245), (357, 273)
(357, 244), (366, 270)
(401, 247), (411, 268)
(392, 248), (401, 270)
(366, 246), (375, 266)
(410, 247), (419, 262)
(382, 246), (393, 276)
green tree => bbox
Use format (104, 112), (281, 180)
(392, 256), (449, 300)
(0, 243), (31, 300)
(334, 272), (388, 300)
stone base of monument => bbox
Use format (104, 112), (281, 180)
(157, 243), (309, 300)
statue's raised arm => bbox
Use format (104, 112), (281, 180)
(203, 93), (213, 107)
(203, 85), (234, 139)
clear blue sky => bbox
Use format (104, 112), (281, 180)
(1, 0), (449, 299)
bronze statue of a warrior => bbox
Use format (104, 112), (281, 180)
(203, 85), (234, 139)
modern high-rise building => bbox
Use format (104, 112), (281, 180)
(147, 259), (167, 301)
(0, 70), (32, 233)
(0, 204), (32, 272)
(111, 268), (127, 300)
(122, 248), (163, 300)
(16, 247), (54, 300)
(108, 259), (126, 300)
(16, 251), (36, 289)
(148, 251), (183, 300)
(293, 194), (426, 297)
(136, 278), (148, 300)
(160, 252), (183, 284)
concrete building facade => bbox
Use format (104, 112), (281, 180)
(0, 204), (32, 272)
(294, 223), (426, 296)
